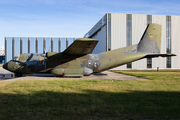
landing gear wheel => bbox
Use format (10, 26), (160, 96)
(15, 73), (23, 77)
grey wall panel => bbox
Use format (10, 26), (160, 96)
(172, 16), (180, 68)
(152, 15), (166, 69)
(85, 15), (107, 38)
(111, 13), (126, 49)
(92, 25), (107, 54)
(111, 13), (127, 69)
(132, 14), (147, 69)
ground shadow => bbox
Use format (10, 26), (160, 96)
(0, 90), (180, 119)
(0, 74), (63, 80)
(24, 74), (62, 77)
(92, 73), (107, 76)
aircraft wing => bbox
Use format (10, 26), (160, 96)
(63, 38), (98, 55)
(144, 53), (176, 58)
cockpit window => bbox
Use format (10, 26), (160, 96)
(12, 55), (20, 61)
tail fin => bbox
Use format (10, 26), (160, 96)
(137, 23), (162, 54)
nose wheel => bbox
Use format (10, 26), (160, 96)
(15, 73), (23, 77)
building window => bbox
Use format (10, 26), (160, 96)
(166, 16), (171, 68)
(0, 56), (5, 64)
(167, 57), (171, 68)
(107, 13), (111, 51)
(147, 15), (152, 68)
(126, 14), (132, 46)
(127, 63), (132, 69)
(126, 14), (132, 69)
(147, 57), (152, 68)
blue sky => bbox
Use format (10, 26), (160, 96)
(1, 0), (180, 50)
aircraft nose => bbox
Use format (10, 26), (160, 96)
(3, 63), (8, 70)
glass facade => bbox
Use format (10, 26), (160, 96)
(5, 37), (75, 62)
(68, 38), (74, 46)
(14, 37), (20, 58)
(107, 13), (111, 51)
(147, 15), (152, 68)
(61, 38), (66, 52)
(30, 38), (36, 53)
(166, 16), (172, 68)
(126, 14), (132, 46)
(45, 38), (51, 52)
(126, 14), (132, 68)
(22, 38), (28, 53)
(6, 37), (12, 62)
(53, 38), (59, 52)
(37, 38), (43, 53)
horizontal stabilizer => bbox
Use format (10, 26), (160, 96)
(63, 38), (98, 55)
(144, 53), (176, 58)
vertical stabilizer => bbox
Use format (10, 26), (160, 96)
(137, 23), (162, 53)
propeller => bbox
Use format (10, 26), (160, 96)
(41, 48), (46, 69)
(41, 46), (52, 70)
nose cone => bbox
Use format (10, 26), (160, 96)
(3, 63), (8, 70)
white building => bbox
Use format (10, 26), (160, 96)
(84, 13), (180, 69)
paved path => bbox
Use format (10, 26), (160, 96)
(82, 71), (148, 80)
(0, 67), (148, 81)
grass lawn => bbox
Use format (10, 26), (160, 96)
(0, 70), (180, 120)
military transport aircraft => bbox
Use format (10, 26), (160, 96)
(3, 24), (176, 77)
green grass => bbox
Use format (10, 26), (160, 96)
(0, 70), (180, 120)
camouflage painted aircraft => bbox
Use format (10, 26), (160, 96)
(3, 23), (176, 77)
